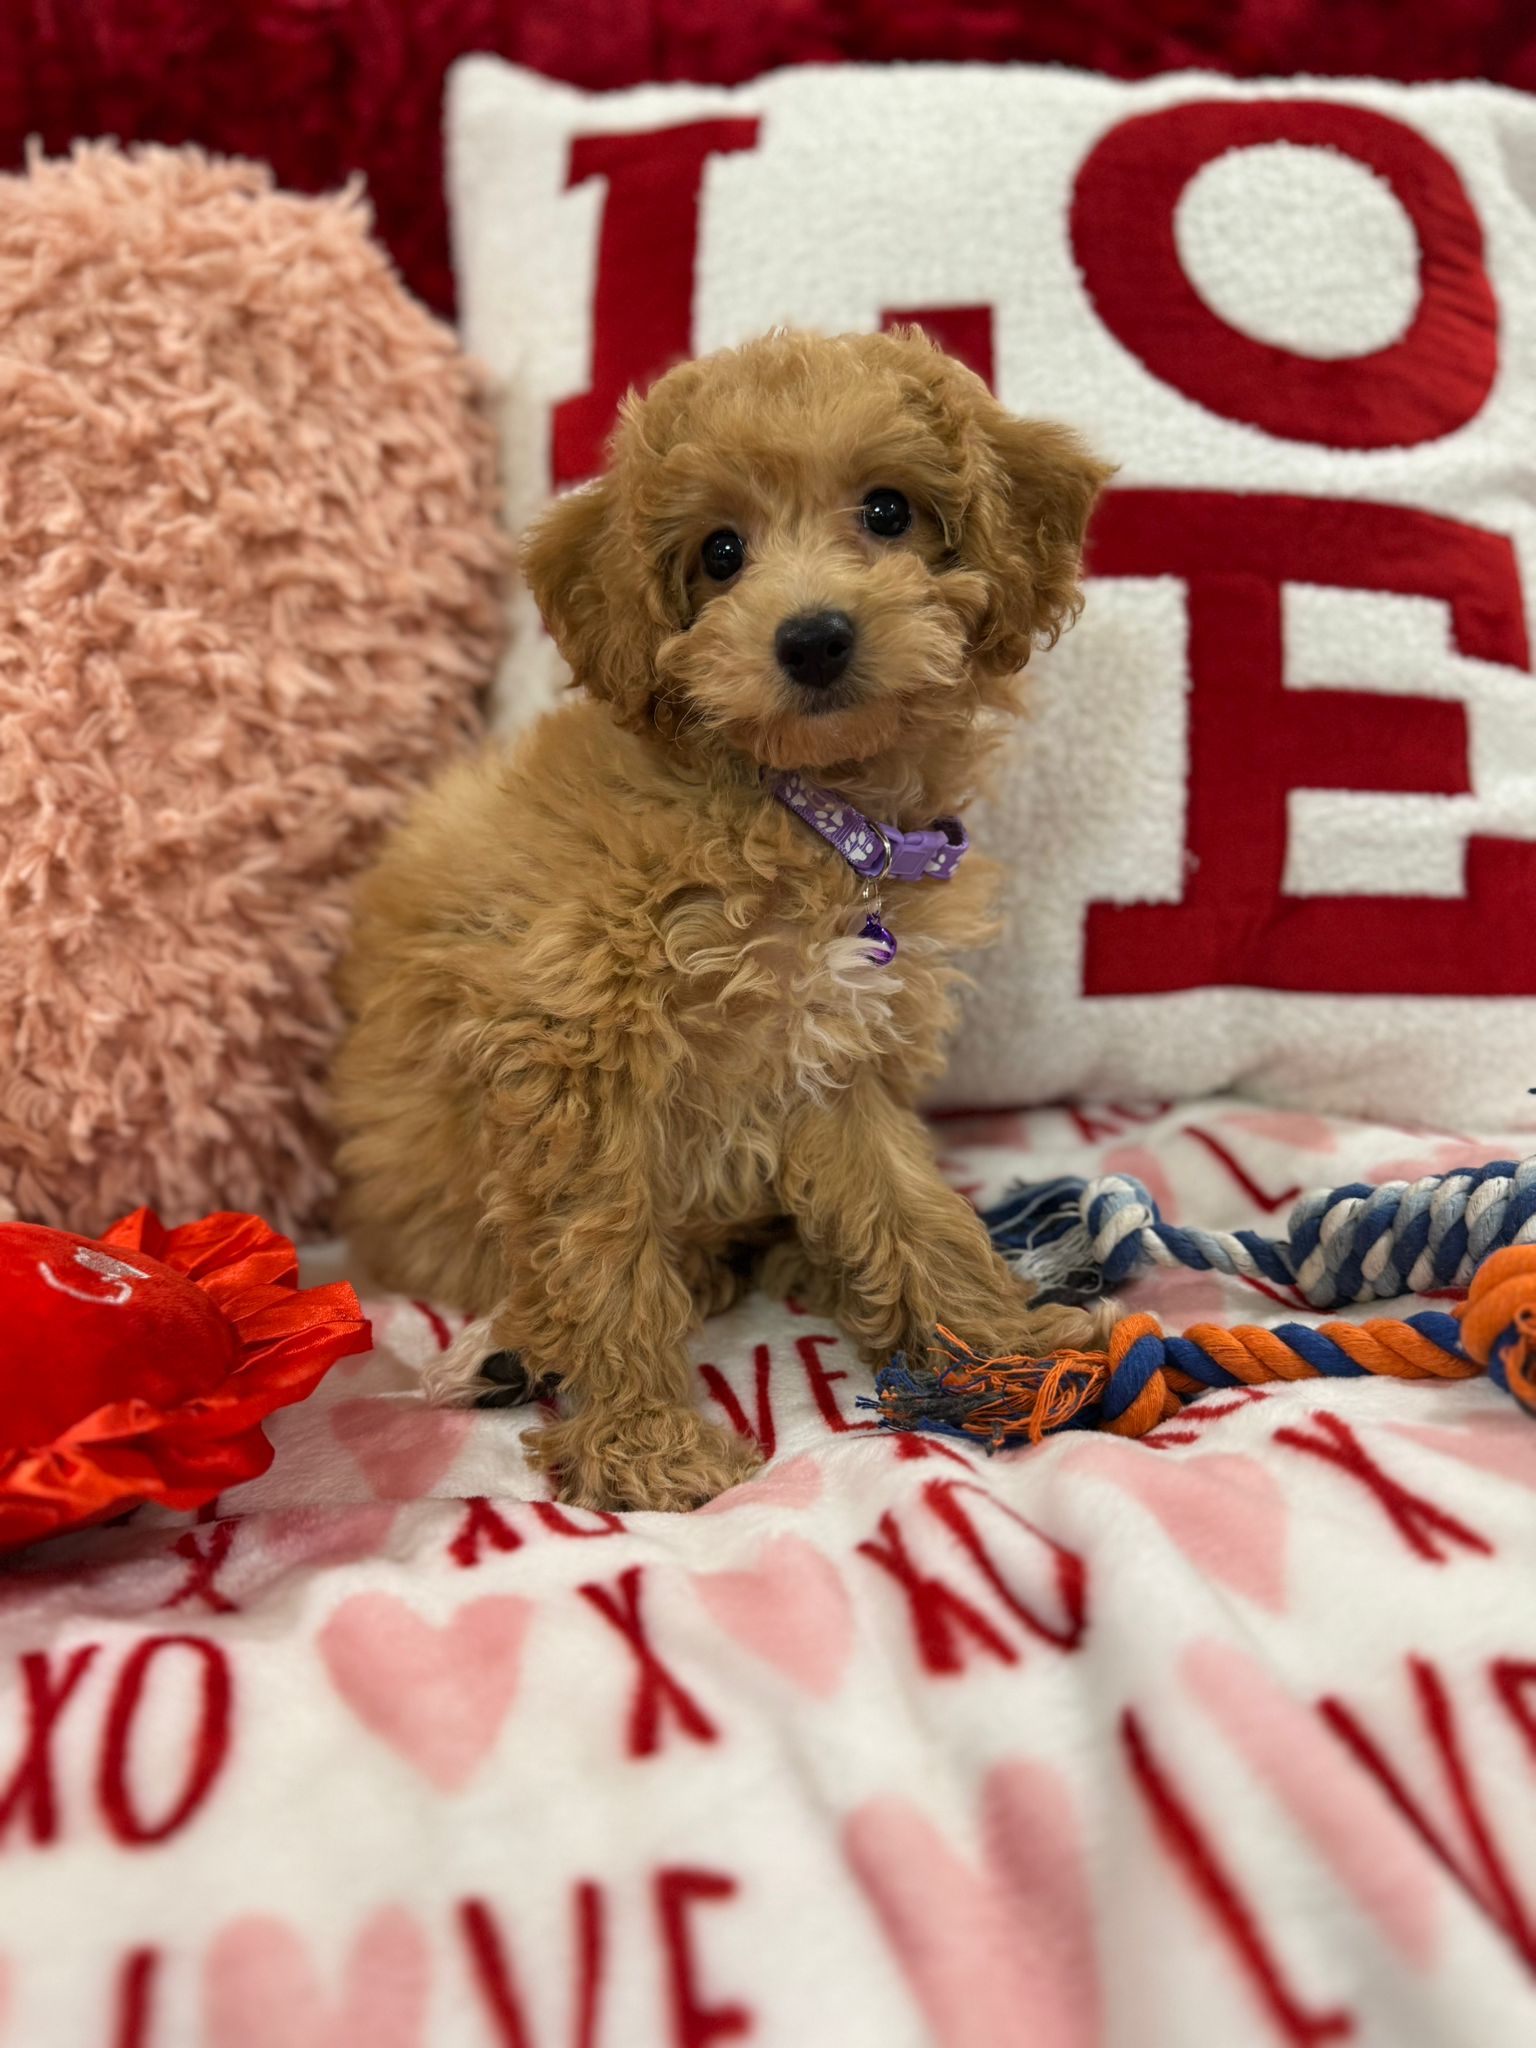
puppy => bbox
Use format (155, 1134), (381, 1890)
(332, 328), (1114, 1512)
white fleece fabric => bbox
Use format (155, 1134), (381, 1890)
(9, 1099), (1536, 2044)
(447, 58), (1536, 1133)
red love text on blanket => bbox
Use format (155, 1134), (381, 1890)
(699, 1344), (775, 1456)
(319, 1594), (532, 1791)
(115, 1947), (159, 2048)
(1124, 1709), (1355, 2045)
(203, 1906), (429, 2048)
(1493, 1662), (1536, 1771)
(460, 1888), (605, 2048)
(846, 1758), (1098, 2048)
(796, 1334), (878, 1435)
(701, 1335), (874, 1451)
(924, 1480), (1087, 1648)
(0, 1636), (231, 1850)
(460, 1869), (749, 2048)
(1321, 1656), (1536, 1969)
(656, 1870), (751, 2048)
(859, 1511), (1019, 1675)
(1186, 1640), (1441, 1965)
(1084, 493), (1533, 998)
(456, 1884), (589, 2048)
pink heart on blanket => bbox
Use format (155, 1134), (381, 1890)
(1184, 1639), (1439, 1964)
(1388, 1419), (1536, 1493)
(1222, 1109), (1341, 1153)
(1065, 1443), (1289, 1611)
(1121, 1262), (1227, 1330)
(1364, 1138), (1509, 1186)
(319, 1594), (531, 1791)
(203, 1905), (428, 2048)
(252, 1503), (399, 1572)
(330, 1400), (471, 1500)
(695, 1535), (852, 1696)
(695, 1453), (824, 1515)
(846, 1758), (1098, 2048)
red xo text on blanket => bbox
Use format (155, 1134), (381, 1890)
(0, 1633), (231, 1849)
(858, 1478), (1088, 1677)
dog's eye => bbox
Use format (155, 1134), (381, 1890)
(861, 488), (912, 538)
(700, 529), (746, 581)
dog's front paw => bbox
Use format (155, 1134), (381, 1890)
(945, 1294), (1123, 1362)
(526, 1407), (762, 1513)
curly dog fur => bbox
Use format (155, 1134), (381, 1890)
(332, 328), (1113, 1511)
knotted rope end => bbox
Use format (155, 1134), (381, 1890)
(863, 1325), (1110, 1450)
(982, 1175), (1104, 1295)
(1458, 1246), (1536, 1417)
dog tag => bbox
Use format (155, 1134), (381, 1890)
(858, 876), (897, 966)
(860, 911), (898, 966)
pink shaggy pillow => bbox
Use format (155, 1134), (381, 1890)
(0, 145), (506, 1238)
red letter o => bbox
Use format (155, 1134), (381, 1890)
(1070, 100), (1498, 448)
(98, 1635), (232, 1846)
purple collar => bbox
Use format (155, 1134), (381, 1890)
(771, 773), (969, 883)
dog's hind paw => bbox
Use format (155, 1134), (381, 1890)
(527, 1407), (762, 1513)
(474, 1350), (563, 1410)
(421, 1308), (563, 1409)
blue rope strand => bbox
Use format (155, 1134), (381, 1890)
(983, 1157), (1536, 1310)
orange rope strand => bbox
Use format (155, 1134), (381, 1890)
(872, 1249), (1536, 1448)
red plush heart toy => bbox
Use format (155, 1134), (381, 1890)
(0, 1208), (369, 1552)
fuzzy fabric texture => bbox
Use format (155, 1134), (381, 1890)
(8, 1099), (1536, 2044)
(5, 1), (1536, 314)
(0, 144), (505, 1239)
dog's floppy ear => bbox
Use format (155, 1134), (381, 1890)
(521, 473), (661, 731)
(964, 404), (1113, 680)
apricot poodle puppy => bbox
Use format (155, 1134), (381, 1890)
(332, 327), (1114, 1512)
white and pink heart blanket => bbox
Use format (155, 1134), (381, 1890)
(6, 1097), (1536, 2045)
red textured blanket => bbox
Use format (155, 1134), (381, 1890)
(6, 1), (1535, 313)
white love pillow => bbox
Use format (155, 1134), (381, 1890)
(449, 58), (1536, 1130)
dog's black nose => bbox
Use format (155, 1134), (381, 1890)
(775, 610), (856, 688)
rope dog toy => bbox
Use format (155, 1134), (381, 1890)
(866, 1245), (1536, 1450)
(985, 1155), (1536, 1308)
